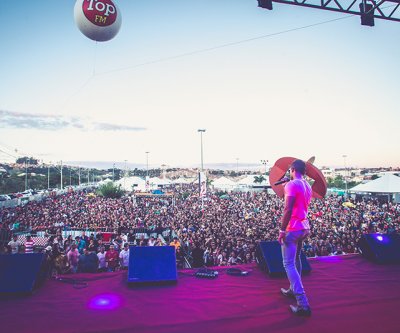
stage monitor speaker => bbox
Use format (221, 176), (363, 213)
(358, 233), (400, 264)
(0, 253), (47, 295)
(256, 241), (311, 277)
(128, 246), (177, 285)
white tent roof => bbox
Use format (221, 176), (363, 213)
(115, 176), (145, 191)
(98, 178), (113, 185)
(212, 176), (236, 186)
(149, 177), (172, 185)
(349, 174), (400, 193)
(236, 175), (270, 186)
(172, 177), (193, 184)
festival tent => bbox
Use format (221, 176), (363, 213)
(149, 177), (172, 187)
(97, 178), (113, 186)
(115, 176), (145, 191)
(349, 174), (400, 193)
(236, 175), (270, 187)
(172, 177), (194, 184)
(172, 178), (185, 184)
(349, 174), (400, 202)
(212, 176), (237, 192)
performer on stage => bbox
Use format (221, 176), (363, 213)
(277, 159), (312, 317)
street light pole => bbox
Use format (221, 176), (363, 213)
(25, 159), (28, 191)
(197, 129), (206, 210)
(112, 163), (115, 181)
(60, 160), (63, 190)
(342, 155), (348, 195)
(261, 159), (268, 175)
(145, 152), (150, 177)
(48, 162), (51, 189)
(236, 158), (239, 173)
(124, 160), (127, 190)
(198, 129), (206, 171)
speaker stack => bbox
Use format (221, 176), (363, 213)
(0, 253), (47, 295)
(358, 233), (400, 264)
(256, 240), (311, 277)
(127, 246), (177, 285)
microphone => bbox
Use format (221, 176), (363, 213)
(274, 177), (290, 186)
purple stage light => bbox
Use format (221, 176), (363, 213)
(373, 234), (390, 245)
(88, 294), (122, 311)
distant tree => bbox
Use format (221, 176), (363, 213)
(0, 176), (24, 194)
(16, 156), (39, 165)
(347, 180), (360, 189)
(97, 182), (124, 199)
(254, 175), (266, 184)
(327, 175), (346, 189)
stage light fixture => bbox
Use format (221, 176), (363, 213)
(258, 0), (273, 10)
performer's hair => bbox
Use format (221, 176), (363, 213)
(291, 159), (306, 175)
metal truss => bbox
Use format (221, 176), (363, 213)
(258, 0), (400, 25)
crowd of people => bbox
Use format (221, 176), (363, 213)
(0, 184), (399, 272)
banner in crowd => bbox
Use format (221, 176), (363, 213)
(199, 172), (207, 198)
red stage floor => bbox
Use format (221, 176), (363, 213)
(1, 254), (400, 333)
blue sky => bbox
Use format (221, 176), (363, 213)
(1, 0), (399, 169)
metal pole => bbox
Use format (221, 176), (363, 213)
(198, 129), (206, 171)
(197, 129), (206, 210)
(145, 152), (149, 177)
(60, 161), (63, 190)
(112, 163), (115, 181)
(200, 133), (204, 171)
(342, 155), (348, 195)
(78, 167), (81, 186)
(25, 159), (28, 191)
(261, 159), (268, 175)
(236, 158), (239, 173)
(47, 164), (50, 189)
(124, 160), (127, 190)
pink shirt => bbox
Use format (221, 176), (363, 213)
(284, 178), (312, 231)
(67, 249), (80, 266)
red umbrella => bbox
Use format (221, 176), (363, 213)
(269, 157), (327, 199)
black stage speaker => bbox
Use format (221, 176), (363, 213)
(358, 233), (400, 264)
(256, 241), (311, 277)
(128, 246), (177, 285)
(0, 253), (47, 295)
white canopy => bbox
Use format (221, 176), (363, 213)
(98, 178), (113, 185)
(115, 176), (145, 191)
(149, 177), (172, 186)
(236, 175), (270, 187)
(172, 177), (194, 184)
(212, 176), (236, 191)
(349, 174), (400, 193)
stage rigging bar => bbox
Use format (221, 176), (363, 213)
(258, 0), (400, 26)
